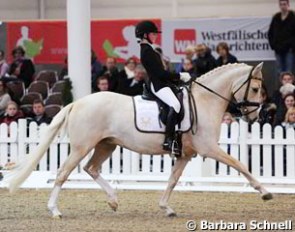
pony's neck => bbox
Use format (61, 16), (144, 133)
(192, 63), (251, 114)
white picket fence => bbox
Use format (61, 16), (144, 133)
(0, 119), (295, 193)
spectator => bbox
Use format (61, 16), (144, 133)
(8, 46), (35, 88)
(0, 101), (24, 125)
(96, 75), (110, 92)
(280, 83), (295, 97)
(117, 65), (145, 96)
(117, 57), (136, 91)
(180, 58), (196, 76)
(216, 42), (238, 67)
(99, 57), (120, 92)
(91, 50), (103, 91)
(272, 72), (295, 106)
(0, 50), (9, 78)
(119, 57), (137, 81)
(274, 92), (295, 125)
(222, 112), (236, 125)
(272, 72), (294, 100)
(175, 45), (196, 73)
(59, 56), (68, 80)
(258, 85), (276, 125)
(193, 44), (217, 77)
(282, 106), (295, 129)
(184, 45), (196, 60)
(0, 80), (11, 116)
(28, 100), (52, 125)
(268, 0), (295, 75)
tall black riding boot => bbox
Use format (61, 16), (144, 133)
(163, 107), (180, 155)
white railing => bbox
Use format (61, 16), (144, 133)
(0, 119), (295, 193)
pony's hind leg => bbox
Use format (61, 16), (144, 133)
(208, 146), (272, 200)
(48, 145), (89, 218)
(83, 141), (118, 211)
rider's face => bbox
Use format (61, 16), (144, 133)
(148, 33), (158, 43)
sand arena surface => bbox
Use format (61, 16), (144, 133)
(0, 189), (294, 232)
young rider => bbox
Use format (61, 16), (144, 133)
(135, 20), (192, 155)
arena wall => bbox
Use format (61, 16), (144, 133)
(0, 0), (290, 20)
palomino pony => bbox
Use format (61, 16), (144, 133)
(6, 62), (272, 218)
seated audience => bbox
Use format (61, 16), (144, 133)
(274, 92), (295, 125)
(8, 46), (35, 88)
(0, 80), (11, 116)
(98, 57), (120, 92)
(0, 50), (9, 78)
(117, 66), (145, 96)
(282, 107), (295, 129)
(193, 44), (217, 77)
(0, 101), (24, 125)
(96, 75), (110, 92)
(28, 100), (52, 125)
(216, 42), (238, 67)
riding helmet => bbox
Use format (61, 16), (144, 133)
(135, 20), (161, 39)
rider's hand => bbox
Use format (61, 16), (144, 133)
(179, 72), (192, 83)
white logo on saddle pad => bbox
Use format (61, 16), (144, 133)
(133, 88), (192, 133)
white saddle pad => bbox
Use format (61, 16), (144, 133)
(133, 88), (192, 133)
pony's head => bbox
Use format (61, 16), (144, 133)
(232, 62), (264, 122)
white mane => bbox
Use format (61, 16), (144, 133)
(197, 63), (250, 83)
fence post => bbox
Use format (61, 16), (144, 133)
(17, 119), (27, 161)
(239, 120), (249, 168)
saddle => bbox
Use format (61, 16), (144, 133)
(141, 84), (185, 127)
(132, 84), (192, 134)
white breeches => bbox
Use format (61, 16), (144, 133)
(150, 83), (181, 113)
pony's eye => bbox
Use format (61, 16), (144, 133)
(252, 88), (259, 93)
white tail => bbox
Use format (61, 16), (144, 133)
(7, 103), (74, 193)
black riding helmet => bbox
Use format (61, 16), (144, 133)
(135, 20), (161, 39)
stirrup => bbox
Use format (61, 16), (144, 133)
(170, 140), (181, 158)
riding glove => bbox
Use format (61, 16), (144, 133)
(179, 72), (192, 83)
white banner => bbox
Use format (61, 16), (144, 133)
(162, 17), (275, 62)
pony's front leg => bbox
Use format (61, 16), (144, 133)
(159, 156), (190, 217)
(208, 146), (273, 200)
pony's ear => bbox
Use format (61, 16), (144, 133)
(252, 62), (264, 77)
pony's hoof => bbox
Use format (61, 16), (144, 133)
(108, 201), (118, 212)
(52, 214), (62, 219)
(167, 212), (177, 217)
(262, 193), (273, 201)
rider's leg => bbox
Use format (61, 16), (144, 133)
(163, 107), (178, 151)
(151, 84), (181, 153)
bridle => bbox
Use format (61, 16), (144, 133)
(191, 67), (263, 118)
(232, 68), (262, 118)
